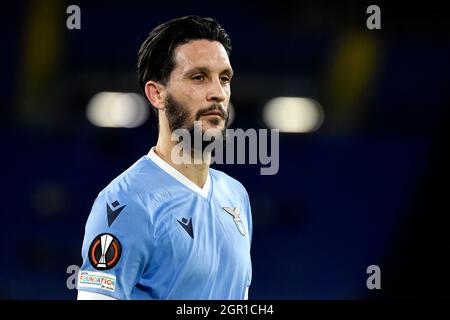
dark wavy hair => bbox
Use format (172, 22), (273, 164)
(137, 15), (232, 94)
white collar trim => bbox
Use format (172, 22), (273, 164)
(147, 147), (211, 198)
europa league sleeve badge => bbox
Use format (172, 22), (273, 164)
(88, 233), (122, 270)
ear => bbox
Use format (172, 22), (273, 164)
(144, 81), (166, 110)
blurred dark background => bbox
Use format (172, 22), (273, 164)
(1, 0), (449, 299)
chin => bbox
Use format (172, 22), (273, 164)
(201, 118), (225, 130)
(203, 123), (225, 134)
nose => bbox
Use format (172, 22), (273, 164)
(206, 77), (226, 103)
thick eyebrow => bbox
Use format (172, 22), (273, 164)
(186, 66), (234, 77)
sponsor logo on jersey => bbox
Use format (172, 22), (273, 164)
(177, 217), (194, 239)
(77, 270), (116, 292)
(107, 200), (126, 227)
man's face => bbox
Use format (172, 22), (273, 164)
(164, 39), (233, 134)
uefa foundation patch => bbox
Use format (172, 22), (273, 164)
(88, 233), (121, 270)
(78, 270), (116, 292)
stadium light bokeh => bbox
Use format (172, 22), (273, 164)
(263, 97), (324, 132)
(86, 92), (149, 128)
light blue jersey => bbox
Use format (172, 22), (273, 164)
(77, 148), (252, 300)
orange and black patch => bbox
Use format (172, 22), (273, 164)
(88, 233), (121, 270)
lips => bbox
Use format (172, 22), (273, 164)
(202, 110), (224, 118)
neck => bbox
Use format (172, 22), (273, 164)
(154, 134), (210, 189)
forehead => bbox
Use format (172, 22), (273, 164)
(172, 39), (231, 73)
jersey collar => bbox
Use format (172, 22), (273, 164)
(147, 147), (211, 199)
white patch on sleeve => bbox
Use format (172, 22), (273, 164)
(77, 270), (116, 292)
(244, 286), (249, 300)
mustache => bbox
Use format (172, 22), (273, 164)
(195, 104), (227, 121)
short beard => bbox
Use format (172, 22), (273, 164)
(165, 94), (229, 153)
(165, 94), (191, 133)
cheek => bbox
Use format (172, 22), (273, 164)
(224, 87), (231, 104)
(179, 88), (205, 109)
(173, 86), (197, 104)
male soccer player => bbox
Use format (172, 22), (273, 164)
(77, 16), (252, 300)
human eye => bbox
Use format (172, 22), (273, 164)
(192, 74), (206, 81)
(220, 74), (231, 83)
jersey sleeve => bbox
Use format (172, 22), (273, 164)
(243, 190), (253, 245)
(77, 188), (154, 300)
(241, 186), (253, 292)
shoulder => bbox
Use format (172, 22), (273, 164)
(85, 157), (156, 233)
(97, 155), (175, 207)
(88, 155), (188, 232)
(101, 156), (152, 194)
(210, 168), (249, 200)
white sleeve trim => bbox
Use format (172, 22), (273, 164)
(244, 286), (249, 300)
(77, 290), (118, 300)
